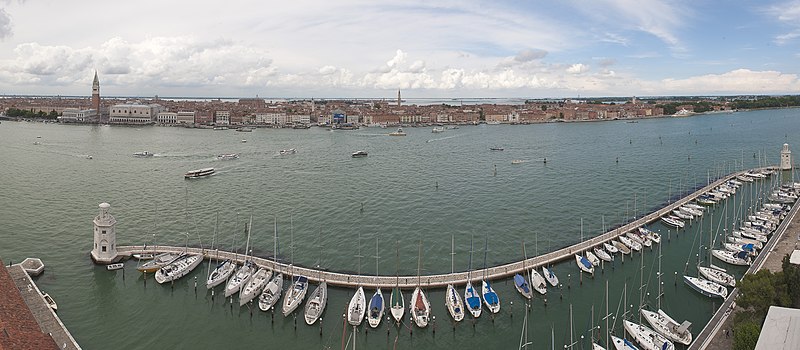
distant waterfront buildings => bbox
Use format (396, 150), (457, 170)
(108, 102), (163, 124)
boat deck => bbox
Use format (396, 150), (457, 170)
(118, 168), (768, 289)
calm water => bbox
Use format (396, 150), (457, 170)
(1, 109), (798, 349)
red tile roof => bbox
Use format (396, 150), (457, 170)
(0, 259), (59, 350)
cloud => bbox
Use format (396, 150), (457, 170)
(0, 8), (12, 40)
(566, 63), (589, 74)
(514, 49), (548, 62)
(765, 1), (800, 44)
(656, 69), (800, 94)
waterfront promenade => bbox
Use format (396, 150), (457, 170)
(118, 168), (762, 289)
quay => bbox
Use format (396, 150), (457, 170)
(116, 167), (769, 289)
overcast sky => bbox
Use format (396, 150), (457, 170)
(1, 0), (799, 98)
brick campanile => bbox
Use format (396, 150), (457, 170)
(91, 71), (100, 112)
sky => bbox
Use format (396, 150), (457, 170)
(1, 0), (799, 98)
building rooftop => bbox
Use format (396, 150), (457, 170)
(0, 259), (59, 350)
(755, 306), (800, 350)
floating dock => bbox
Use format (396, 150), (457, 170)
(117, 168), (771, 289)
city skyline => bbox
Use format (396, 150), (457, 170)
(1, 1), (800, 98)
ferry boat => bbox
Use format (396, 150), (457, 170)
(389, 128), (407, 136)
(184, 167), (215, 179)
(351, 150), (368, 158)
(217, 153), (239, 160)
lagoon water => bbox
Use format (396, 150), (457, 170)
(1, 109), (799, 349)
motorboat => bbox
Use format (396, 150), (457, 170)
(511, 159), (526, 164)
(410, 287), (431, 327)
(683, 276), (727, 298)
(530, 268), (548, 295)
(711, 249), (751, 266)
(367, 288), (385, 328)
(282, 275), (310, 316)
(239, 267), (272, 306)
(389, 128), (407, 136)
(489, 147), (504, 151)
(42, 291), (57, 311)
(132, 253), (154, 260)
(464, 280), (482, 318)
(390, 286), (405, 322)
(542, 266), (559, 287)
(154, 253), (203, 284)
(217, 153), (239, 160)
(137, 252), (179, 273)
(611, 335), (640, 350)
(445, 284), (465, 322)
(303, 281), (327, 325)
(347, 286), (367, 326)
(279, 148), (297, 155)
(513, 273), (533, 299)
(586, 251), (601, 266)
(594, 246), (613, 262)
(623, 320), (675, 350)
(133, 151), (154, 157)
(481, 280), (501, 313)
(225, 260), (256, 297)
(603, 242), (619, 254)
(257, 272), (284, 312)
(431, 127), (444, 133)
(106, 263), (124, 271)
(575, 254), (594, 274)
(351, 150), (368, 158)
(640, 309), (692, 346)
(184, 167), (215, 179)
(698, 265), (736, 287)
(206, 259), (236, 289)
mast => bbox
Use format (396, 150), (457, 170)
(206, 212), (219, 280)
(482, 235), (488, 280)
(394, 239), (399, 288)
(417, 240), (423, 287)
(467, 235), (474, 281)
(605, 280), (609, 348)
(375, 237), (380, 285)
(290, 214), (294, 279)
(273, 217), (278, 273)
(451, 234), (455, 274)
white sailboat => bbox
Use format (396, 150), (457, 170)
(711, 249), (751, 266)
(530, 268), (547, 295)
(542, 266), (559, 287)
(347, 286), (367, 326)
(640, 309), (692, 346)
(445, 235), (465, 322)
(464, 236), (482, 318)
(481, 236), (500, 314)
(575, 254), (594, 274)
(281, 216), (309, 316)
(586, 250), (601, 266)
(411, 241), (431, 327)
(683, 276), (727, 298)
(154, 253), (203, 284)
(389, 241), (405, 324)
(206, 215), (235, 289)
(613, 239), (632, 255)
(258, 218), (283, 312)
(225, 216), (255, 297)
(367, 238), (384, 328)
(594, 246), (613, 262)
(239, 266), (271, 306)
(603, 241), (619, 254)
(619, 236), (641, 252)
(611, 335), (640, 350)
(304, 230), (327, 325)
(623, 320), (675, 350)
(698, 265), (736, 287)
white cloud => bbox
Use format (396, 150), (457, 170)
(566, 63), (589, 74)
(765, 1), (800, 44)
(656, 69), (800, 94)
(0, 8), (11, 40)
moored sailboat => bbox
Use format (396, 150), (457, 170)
(347, 286), (367, 326)
(623, 320), (675, 350)
(445, 236), (465, 322)
(640, 309), (692, 346)
(542, 266), (559, 287)
(411, 241), (431, 327)
(154, 253), (203, 284)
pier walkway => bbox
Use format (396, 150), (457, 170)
(117, 168), (762, 289)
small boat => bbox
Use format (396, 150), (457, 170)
(619, 236), (641, 252)
(390, 286), (405, 323)
(351, 150), (368, 158)
(671, 210), (693, 220)
(623, 320), (675, 350)
(347, 286), (367, 326)
(133, 151), (154, 157)
(279, 148), (297, 155)
(530, 268), (548, 295)
(304, 281), (327, 325)
(184, 167), (215, 179)
(683, 275), (727, 298)
(542, 266), (559, 287)
(511, 159), (526, 164)
(410, 287), (431, 327)
(236, 127), (253, 132)
(585, 251), (601, 266)
(727, 236), (763, 250)
(699, 265), (736, 288)
(41, 292), (57, 311)
(282, 275), (309, 316)
(640, 309), (692, 346)
(431, 127), (444, 133)
(206, 259), (236, 289)
(594, 246), (613, 262)
(513, 273), (533, 299)
(611, 335), (640, 350)
(613, 240), (631, 255)
(132, 253), (154, 260)
(154, 253), (203, 284)
(489, 147), (504, 151)
(225, 260), (256, 297)
(367, 288), (385, 328)
(239, 267), (272, 306)
(389, 127), (407, 136)
(576, 254), (594, 274)
(137, 252), (179, 273)
(86, 155), (93, 159)
(661, 216), (685, 228)
(258, 273), (284, 312)
(603, 242), (619, 254)
(464, 280), (482, 318)
(482, 280), (500, 313)
(217, 153), (239, 160)
(711, 249), (751, 266)
(106, 263), (124, 271)
(445, 284), (465, 322)
(241, 139), (247, 143)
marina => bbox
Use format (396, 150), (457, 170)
(3, 109), (800, 349)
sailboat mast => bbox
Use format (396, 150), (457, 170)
(605, 279), (609, 348)
(483, 235), (488, 279)
(569, 303), (573, 348)
(244, 215), (253, 261)
(273, 217), (279, 273)
(375, 237), (380, 282)
(451, 235), (455, 274)
(417, 240), (422, 286)
(207, 212), (219, 279)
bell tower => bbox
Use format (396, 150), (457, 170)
(91, 71), (100, 113)
(91, 202), (118, 264)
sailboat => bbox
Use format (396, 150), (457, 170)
(576, 254), (594, 274)
(610, 335), (640, 350)
(347, 234), (366, 326)
(445, 235), (465, 322)
(389, 240), (404, 324)
(464, 236), (482, 318)
(513, 241), (533, 300)
(698, 265), (736, 288)
(367, 238), (384, 328)
(282, 216), (309, 316)
(623, 320), (675, 350)
(481, 236), (500, 314)
(240, 266), (271, 306)
(542, 266), (559, 287)
(410, 241), (431, 327)
(683, 276), (727, 298)
(640, 309), (692, 346)
(258, 218), (283, 312)
(154, 251), (203, 284)
(304, 229), (327, 325)
(225, 217), (256, 298)
(603, 241), (619, 254)
(206, 215), (236, 289)
(530, 268), (547, 295)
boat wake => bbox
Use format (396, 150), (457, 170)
(426, 134), (463, 143)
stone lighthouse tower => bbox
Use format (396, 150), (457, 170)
(781, 143), (792, 170)
(91, 202), (118, 264)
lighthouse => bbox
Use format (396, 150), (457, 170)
(781, 143), (792, 170)
(91, 202), (118, 264)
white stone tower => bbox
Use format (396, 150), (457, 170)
(91, 202), (118, 264)
(781, 143), (792, 170)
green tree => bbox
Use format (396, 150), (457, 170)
(782, 255), (800, 307)
(737, 270), (790, 320)
(733, 320), (761, 350)
(541, 105), (547, 111)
